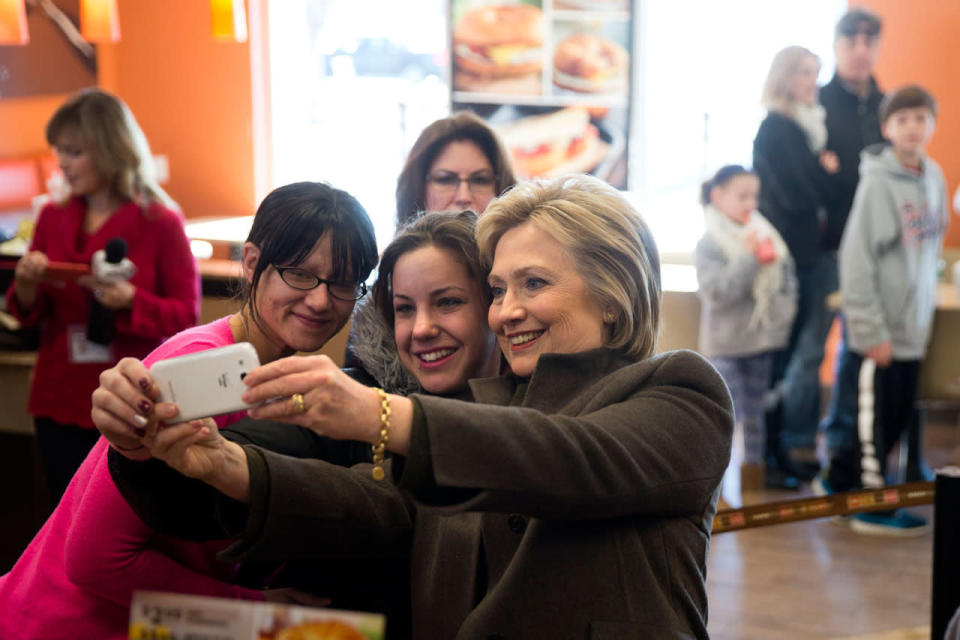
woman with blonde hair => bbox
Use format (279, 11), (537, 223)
(99, 174), (733, 639)
(5, 87), (200, 503)
(753, 46), (839, 488)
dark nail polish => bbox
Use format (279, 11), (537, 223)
(138, 400), (152, 415)
(139, 378), (150, 390)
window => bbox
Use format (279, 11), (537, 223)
(636, 0), (846, 257)
(266, 0), (847, 257)
(267, 0), (450, 249)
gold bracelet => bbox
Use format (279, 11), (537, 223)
(371, 387), (391, 481)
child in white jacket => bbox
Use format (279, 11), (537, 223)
(695, 165), (797, 496)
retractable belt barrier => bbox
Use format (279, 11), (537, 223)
(712, 481), (935, 534)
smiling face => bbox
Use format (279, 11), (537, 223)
(711, 173), (759, 225)
(788, 54), (820, 107)
(487, 222), (607, 378)
(393, 245), (498, 394)
(424, 140), (497, 213)
(243, 233), (356, 358)
(53, 128), (107, 199)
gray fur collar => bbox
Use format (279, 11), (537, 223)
(347, 297), (422, 396)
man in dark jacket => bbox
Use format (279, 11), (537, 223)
(819, 8), (884, 252)
(816, 9), (934, 490)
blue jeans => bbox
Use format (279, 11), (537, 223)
(778, 252), (837, 451)
(821, 320), (857, 453)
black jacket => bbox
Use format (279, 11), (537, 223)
(753, 111), (836, 269)
(819, 74), (884, 251)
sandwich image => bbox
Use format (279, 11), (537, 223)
(497, 107), (607, 178)
(553, 32), (629, 94)
(454, 4), (543, 90)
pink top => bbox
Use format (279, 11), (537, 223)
(0, 317), (263, 639)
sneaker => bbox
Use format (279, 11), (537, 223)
(811, 474), (834, 497)
(850, 510), (929, 537)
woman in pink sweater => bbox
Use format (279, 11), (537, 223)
(0, 182), (379, 638)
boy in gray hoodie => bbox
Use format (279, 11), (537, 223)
(817, 86), (948, 536)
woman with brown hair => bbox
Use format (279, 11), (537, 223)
(348, 111), (515, 392)
(394, 111), (515, 227)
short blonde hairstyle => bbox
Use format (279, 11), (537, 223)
(477, 175), (661, 361)
(761, 46), (819, 114)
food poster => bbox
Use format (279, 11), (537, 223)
(451, 0), (634, 188)
(129, 591), (385, 640)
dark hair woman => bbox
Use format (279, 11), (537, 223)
(0, 181), (378, 640)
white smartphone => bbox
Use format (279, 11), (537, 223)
(149, 342), (261, 422)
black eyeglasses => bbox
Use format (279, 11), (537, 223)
(273, 265), (367, 301)
(427, 171), (497, 195)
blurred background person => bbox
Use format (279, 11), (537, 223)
(695, 165), (796, 496)
(394, 110), (516, 227)
(5, 87), (200, 506)
(752, 46), (839, 489)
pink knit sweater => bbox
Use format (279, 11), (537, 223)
(0, 317), (263, 639)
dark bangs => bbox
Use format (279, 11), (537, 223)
(247, 182), (377, 280)
(242, 182), (378, 327)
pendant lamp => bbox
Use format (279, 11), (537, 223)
(211, 0), (247, 42)
(0, 0), (29, 45)
(80, 0), (120, 43)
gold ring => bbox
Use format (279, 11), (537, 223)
(291, 392), (306, 414)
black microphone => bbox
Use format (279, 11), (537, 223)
(87, 237), (133, 346)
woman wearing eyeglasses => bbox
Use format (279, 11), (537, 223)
(395, 111), (516, 227)
(0, 182), (379, 640)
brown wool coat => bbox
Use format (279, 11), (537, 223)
(227, 348), (733, 639)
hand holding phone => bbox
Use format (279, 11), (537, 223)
(149, 342), (261, 422)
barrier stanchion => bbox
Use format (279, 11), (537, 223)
(712, 481), (935, 534)
(932, 467), (960, 640)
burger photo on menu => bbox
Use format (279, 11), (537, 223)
(496, 106), (609, 178)
(453, 1), (544, 95)
(553, 31), (629, 94)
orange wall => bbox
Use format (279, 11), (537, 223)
(859, 0), (960, 246)
(98, 0), (255, 218)
(0, 0), (255, 219)
(0, 94), (66, 158)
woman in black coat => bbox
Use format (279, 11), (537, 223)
(753, 45), (838, 487)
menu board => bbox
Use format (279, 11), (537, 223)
(451, 0), (634, 188)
